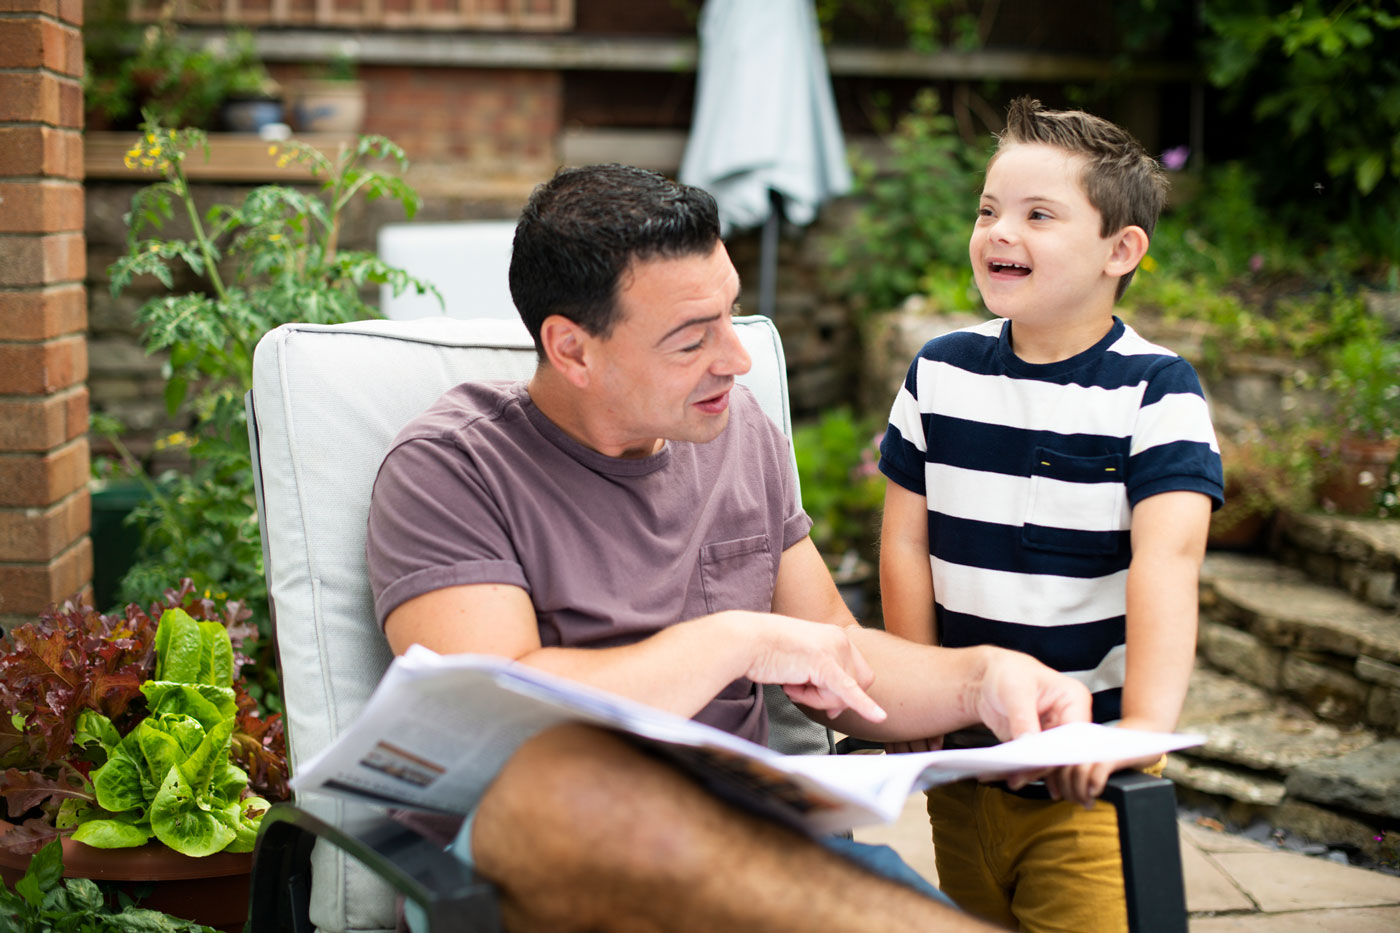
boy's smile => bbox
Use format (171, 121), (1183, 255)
(970, 142), (1138, 353)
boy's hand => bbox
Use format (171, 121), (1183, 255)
(885, 736), (943, 755)
(1043, 717), (1170, 807)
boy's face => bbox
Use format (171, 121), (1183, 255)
(970, 142), (1123, 326)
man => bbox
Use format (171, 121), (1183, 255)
(367, 163), (1093, 930)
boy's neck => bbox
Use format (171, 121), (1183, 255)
(1006, 309), (1116, 365)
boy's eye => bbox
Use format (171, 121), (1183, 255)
(1029, 209), (1051, 221)
(977, 206), (994, 219)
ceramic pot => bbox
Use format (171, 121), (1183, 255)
(1318, 435), (1400, 515)
(288, 79), (366, 133)
(0, 822), (252, 933)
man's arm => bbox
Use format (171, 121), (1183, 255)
(1047, 489), (1212, 803)
(770, 532), (1092, 746)
(384, 579), (887, 724)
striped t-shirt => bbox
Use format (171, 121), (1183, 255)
(879, 316), (1223, 722)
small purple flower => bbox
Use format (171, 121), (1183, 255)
(1161, 146), (1190, 171)
(1249, 253), (1265, 273)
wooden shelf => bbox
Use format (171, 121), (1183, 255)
(85, 132), (356, 182)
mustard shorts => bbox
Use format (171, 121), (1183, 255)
(924, 760), (1164, 933)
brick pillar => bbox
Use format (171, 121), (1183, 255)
(0, 0), (90, 631)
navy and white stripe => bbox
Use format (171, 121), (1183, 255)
(880, 316), (1223, 722)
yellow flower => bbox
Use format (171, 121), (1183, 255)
(148, 243), (159, 252)
(168, 129), (176, 140)
(268, 233), (282, 241)
(126, 146), (141, 159)
(267, 144), (278, 156)
(1140, 254), (1158, 273)
(123, 156), (136, 169)
(157, 161), (170, 171)
(146, 133), (156, 144)
(140, 157), (155, 167)
(204, 589), (211, 598)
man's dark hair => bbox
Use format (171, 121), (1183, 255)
(509, 163), (722, 354)
(993, 96), (1168, 299)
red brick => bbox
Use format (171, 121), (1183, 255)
(57, 0), (81, 26)
(0, 336), (86, 393)
(0, 487), (90, 561)
(0, 127), (83, 179)
(0, 0), (60, 14)
(0, 73), (81, 126)
(0, 386), (87, 451)
(0, 535), (92, 616)
(0, 232), (86, 286)
(0, 439), (88, 506)
(0, 19), (81, 75)
(0, 285), (86, 339)
(0, 181), (83, 233)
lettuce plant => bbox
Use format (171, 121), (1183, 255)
(0, 581), (287, 856)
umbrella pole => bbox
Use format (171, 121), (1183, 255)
(759, 189), (782, 320)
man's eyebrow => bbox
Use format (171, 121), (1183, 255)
(656, 313), (721, 346)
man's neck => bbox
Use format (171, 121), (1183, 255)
(526, 369), (663, 459)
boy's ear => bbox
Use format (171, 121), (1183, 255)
(539, 314), (593, 388)
(1105, 225), (1150, 278)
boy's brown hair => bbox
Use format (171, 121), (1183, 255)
(993, 96), (1168, 299)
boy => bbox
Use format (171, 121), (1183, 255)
(878, 97), (1224, 932)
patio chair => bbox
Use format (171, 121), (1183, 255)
(244, 315), (1187, 933)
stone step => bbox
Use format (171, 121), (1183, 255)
(1199, 552), (1400, 732)
(1169, 666), (1400, 867)
(1270, 512), (1400, 613)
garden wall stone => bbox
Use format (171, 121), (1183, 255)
(1285, 740), (1400, 821)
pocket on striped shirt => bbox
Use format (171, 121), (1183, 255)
(1021, 447), (1125, 556)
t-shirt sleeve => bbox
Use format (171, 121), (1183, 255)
(366, 436), (529, 629)
(1127, 357), (1225, 509)
(877, 352), (927, 494)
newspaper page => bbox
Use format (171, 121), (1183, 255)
(291, 648), (1204, 835)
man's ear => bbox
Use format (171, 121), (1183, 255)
(538, 314), (592, 388)
(1105, 225), (1150, 277)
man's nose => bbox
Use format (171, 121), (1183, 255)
(714, 316), (752, 376)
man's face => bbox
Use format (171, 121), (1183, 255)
(587, 241), (751, 457)
(969, 142), (1120, 324)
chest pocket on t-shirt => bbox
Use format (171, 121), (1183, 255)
(700, 534), (774, 614)
(1021, 446), (1125, 556)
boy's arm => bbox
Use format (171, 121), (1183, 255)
(1047, 489), (1212, 804)
(878, 479), (943, 753)
(879, 480), (936, 646)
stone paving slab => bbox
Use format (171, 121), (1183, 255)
(1191, 906), (1400, 932)
(1207, 849), (1400, 912)
(1182, 841), (1255, 913)
(1202, 553), (1400, 663)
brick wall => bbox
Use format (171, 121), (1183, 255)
(0, 0), (90, 630)
(360, 65), (561, 170)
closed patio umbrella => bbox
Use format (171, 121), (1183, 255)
(680, 0), (852, 319)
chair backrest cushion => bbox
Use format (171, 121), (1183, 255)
(249, 315), (815, 932)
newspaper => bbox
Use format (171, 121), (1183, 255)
(291, 646), (1205, 835)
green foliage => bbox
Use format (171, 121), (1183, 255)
(0, 583), (287, 858)
(793, 409), (887, 566)
(1202, 1), (1400, 199)
(1324, 332), (1400, 442)
(825, 90), (988, 314)
(85, 15), (277, 131)
(0, 839), (219, 932)
(814, 0), (984, 51)
(102, 120), (435, 699)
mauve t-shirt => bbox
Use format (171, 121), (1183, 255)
(365, 381), (813, 744)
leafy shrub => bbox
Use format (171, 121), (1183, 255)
(824, 90), (987, 314)
(794, 409), (887, 567)
(100, 122), (433, 704)
(1, 839), (219, 931)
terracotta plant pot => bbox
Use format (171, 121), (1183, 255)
(1318, 435), (1400, 516)
(0, 822), (252, 933)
